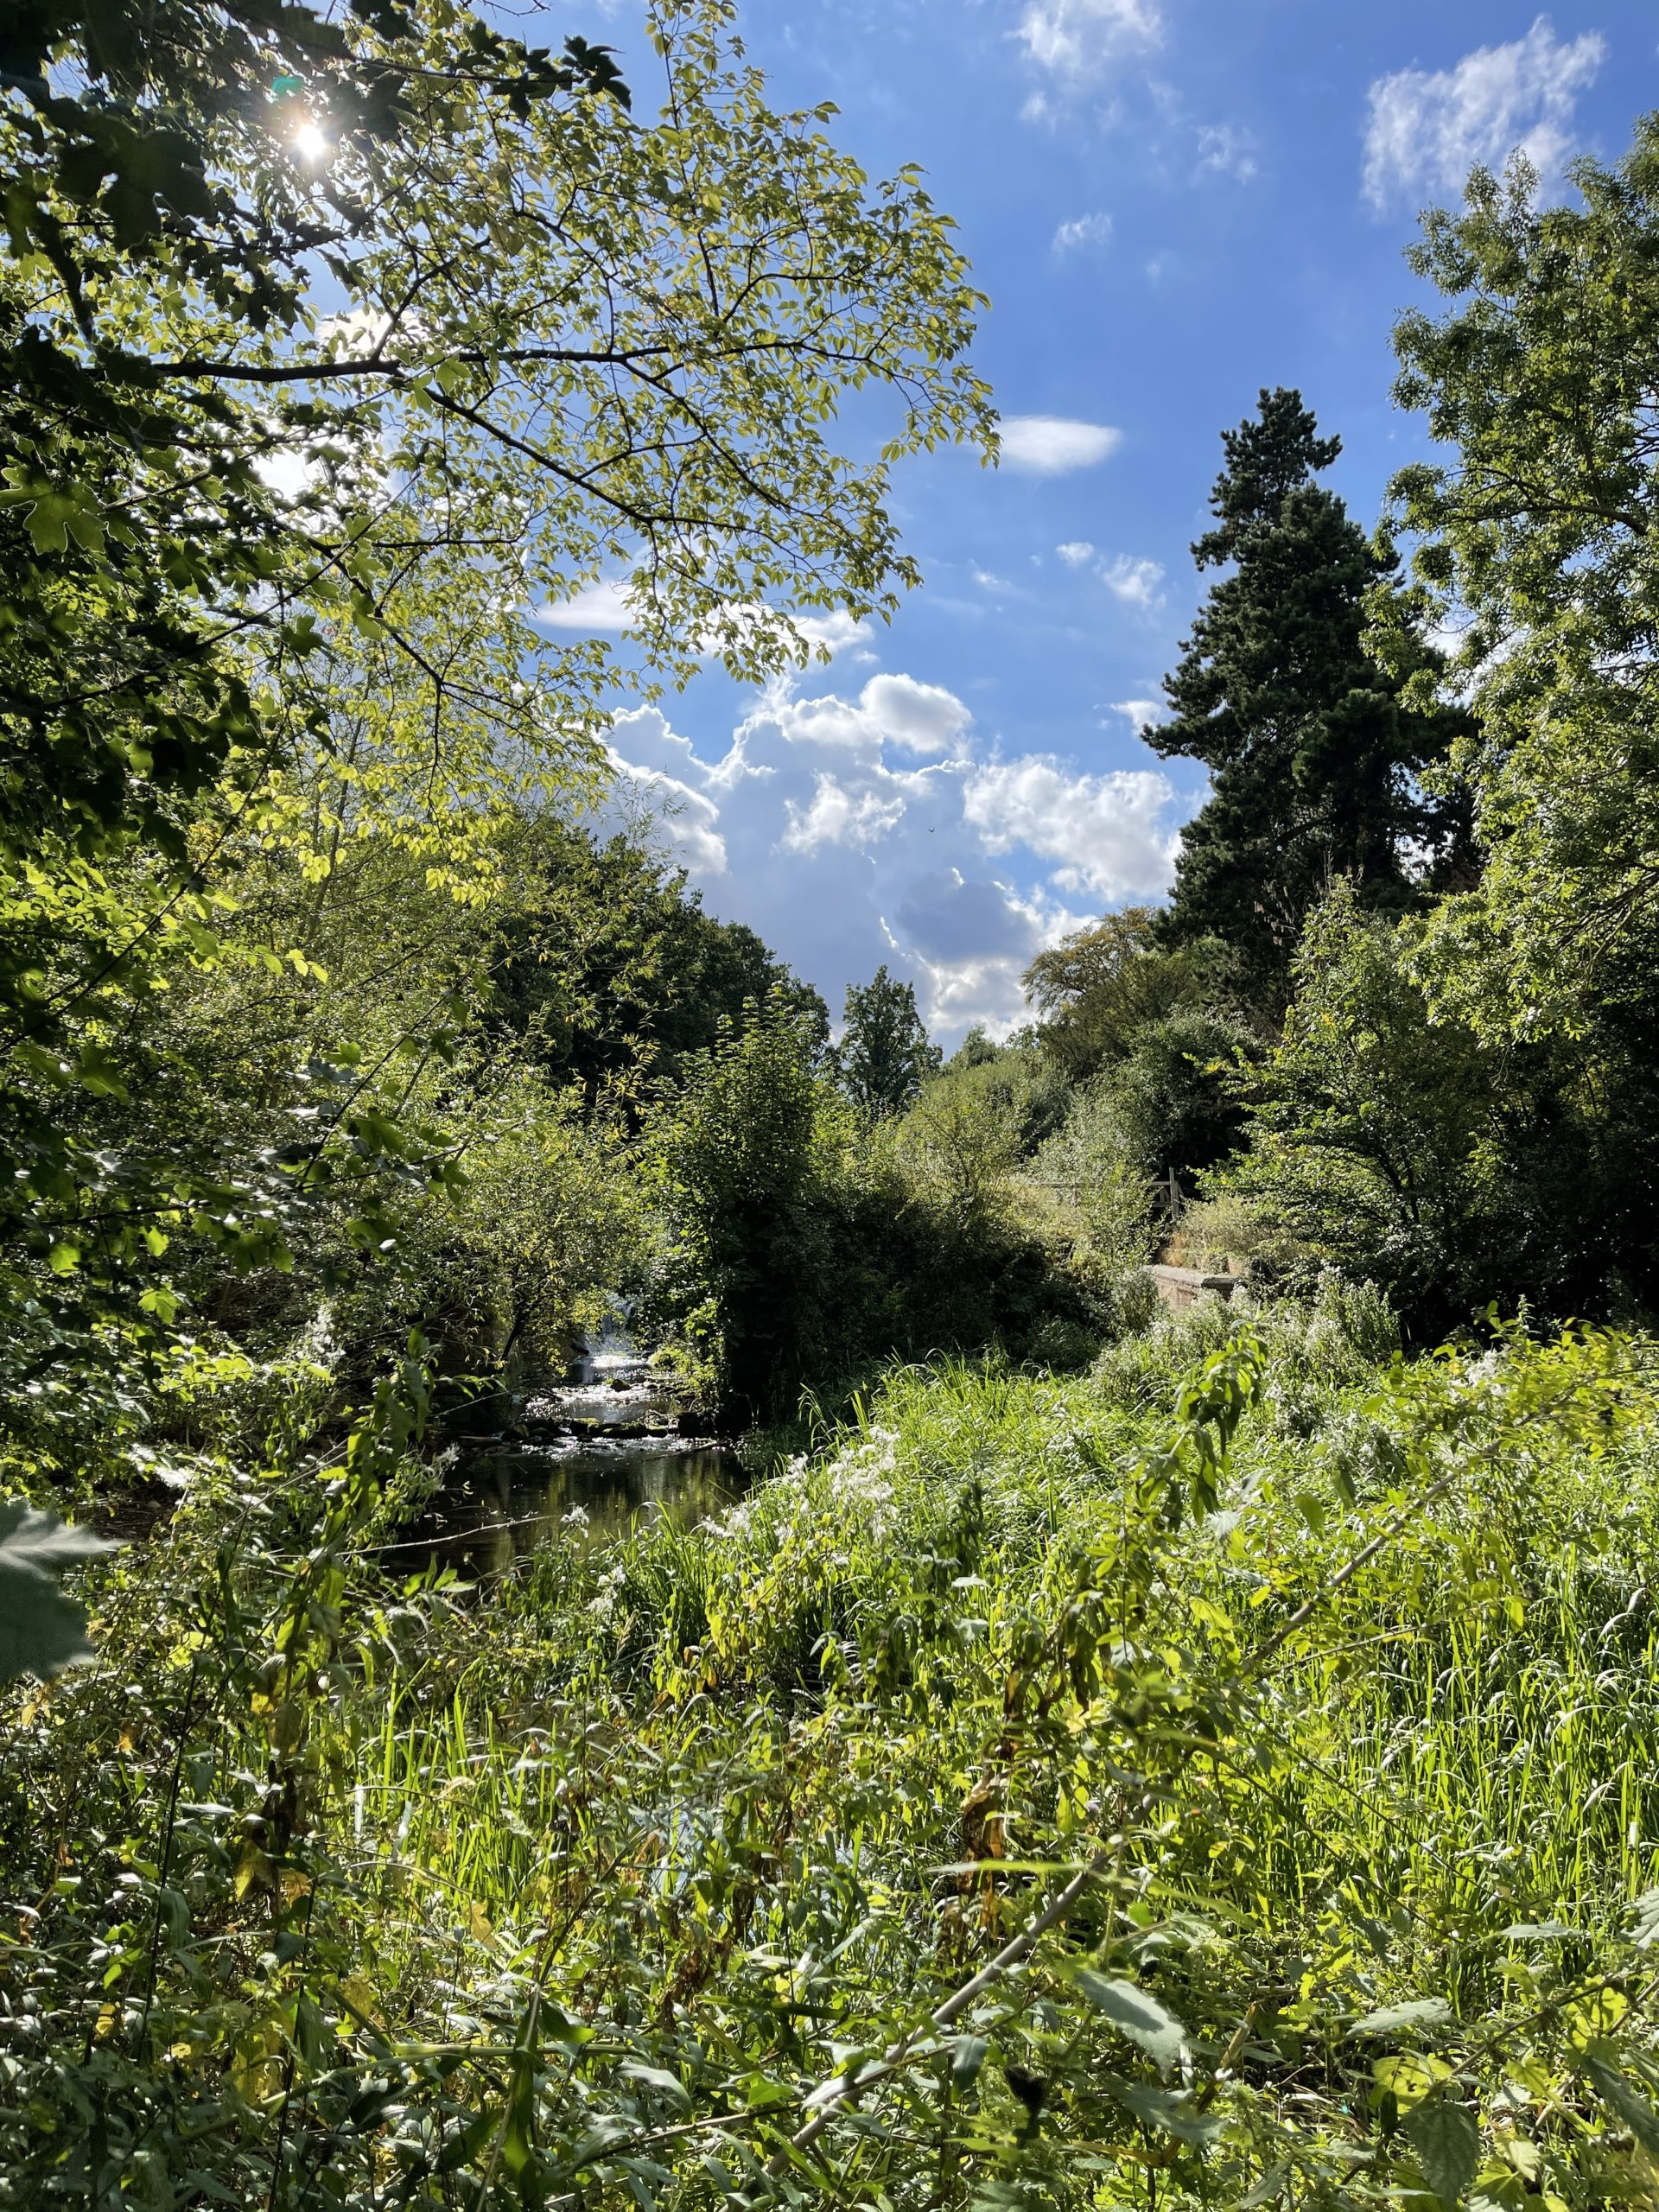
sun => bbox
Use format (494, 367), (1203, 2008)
(291, 120), (331, 163)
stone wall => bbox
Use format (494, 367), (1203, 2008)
(1147, 1263), (1245, 1313)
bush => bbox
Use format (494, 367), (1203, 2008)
(1217, 884), (1620, 1336)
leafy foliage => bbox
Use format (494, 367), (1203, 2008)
(0, 1498), (113, 1682)
(836, 963), (943, 1118)
(1211, 885), (1639, 1335)
(1376, 129), (1659, 1044)
(1026, 913), (1249, 1189)
(10, 1307), (1659, 2209)
(489, 819), (829, 1109)
(0, 0), (995, 1426)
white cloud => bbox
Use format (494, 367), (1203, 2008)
(778, 608), (870, 658)
(1363, 16), (1605, 210)
(1101, 554), (1165, 608)
(896, 873), (1090, 1039)
(1052, 210), (1114, 252)
(1109, 697), (1162, 728)
(1019, 0), (1162, 79)
(781, 774), (907, 854)
(1001, 415), (1123, 475)
(1056, 539), (1096, 567)
(907, 949), (1040, 1040)
(602, 708), (730, 876)
(601, 678), (1203, 1052)
(962, 756), (1179, 901)
(603, 757), (728, 876)
(1196, 122), (1257, 182)
(537, 584), (870, 661)
(536, 577), (635, 632)
(770, 671), (975, 759)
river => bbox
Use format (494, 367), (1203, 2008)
(413, 1372), (747, 1574)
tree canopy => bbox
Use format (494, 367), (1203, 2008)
(0, 0), (995, 1410)
(1376, 129), (1659, 1046)
(1145, 388), (1468, 1007)
(836, 964), (942, 1118)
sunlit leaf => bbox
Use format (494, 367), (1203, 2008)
(0, 1499), (115, 1683)
(1075, 1972), (1187, 2073)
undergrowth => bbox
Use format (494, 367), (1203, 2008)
(8, 1293), (1659, 2209)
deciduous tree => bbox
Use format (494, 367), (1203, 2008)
(836, 964), (941, 1118)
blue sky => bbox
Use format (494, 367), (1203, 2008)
(545, 3), (1655, 1047)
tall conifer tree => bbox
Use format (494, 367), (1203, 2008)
(1145, 389), (1467, 1008)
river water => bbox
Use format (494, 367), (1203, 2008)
(413, 1376), (747, 1574)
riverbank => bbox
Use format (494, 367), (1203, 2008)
(8, 1289), (1659, 2208)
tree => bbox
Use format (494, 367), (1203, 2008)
(1024, 912), (1250, 1186)
(836, 965), (941, 1117)
(1026, 908), (1210, 1078)
(486, 821), (829, 1107)
(1217, 885), (1624, 1336)
(1145, 389), (1468, 1010)
(643, 1001), (831, 1424)
(0, 0), (993, 1410)
(1374, 129), (1659, 1046)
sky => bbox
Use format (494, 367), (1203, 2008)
(535, 2), (1656, 1049)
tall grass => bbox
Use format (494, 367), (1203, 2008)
(7, 1299), (1659, 2209)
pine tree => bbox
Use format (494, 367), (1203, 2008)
(1146, 388), (1468, 1009)
(836, 966), (942, 1116)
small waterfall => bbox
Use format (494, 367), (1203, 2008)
(573, 1296), (649, 1389)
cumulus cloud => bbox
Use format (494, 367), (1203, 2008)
(962, 756), (1179, 901)
(769, 671), (975, 759)
(1101, 554), (1166, 608)
(1363, 16), (1605, 211)
(897, 874), (1091, 1039)
(1019, 0), (1162, 79)
(1056, 539), (1097, 566)
(895, 869), (1048, 963)
(537, 577), (635, 632)
(1000, 415), (1123, 475)
(602, 707), (729, 876)
(1109, 697), (1163, 729)
(1052, 210), (1114, 252)
(780, 608), (871, 658)
(603, 675), (1199, 1049)
(781, 774), (907, 854)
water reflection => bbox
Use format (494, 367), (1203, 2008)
(414, 1438), (747, 1577)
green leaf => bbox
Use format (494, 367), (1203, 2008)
(0, 1499), (117, 1684)
(951, 2033), (988, 2090)
(73, 1042), (129, 1100)
(1404, 2101), (1480, 2207)
(1351, 1999), (1452, 2038)
(1075, 1972), (1187, 2073)
(1583, 2050), (1659, 2158)
(1102, 2075), (1221, 2144)
(621, 2063), (690, 2110)
(25, 493), (70, 554)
